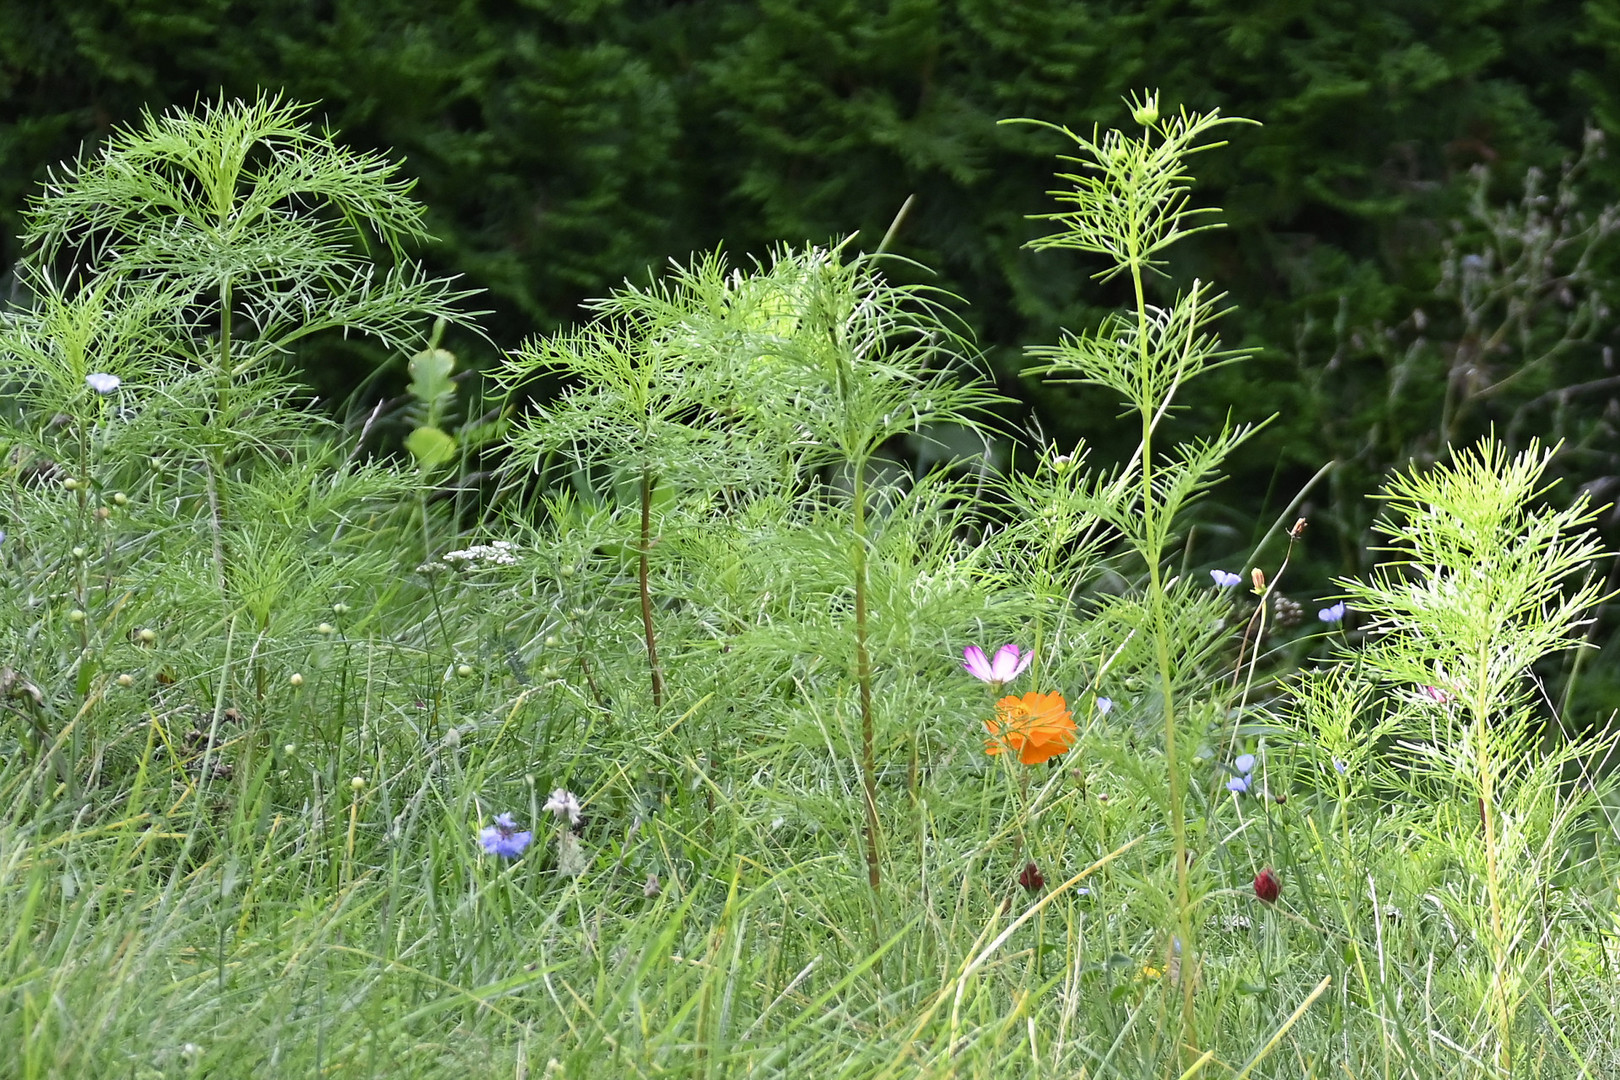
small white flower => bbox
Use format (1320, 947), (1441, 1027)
(544, 787), (582, 826)
(85, 372), (122, 394)
(443, 540), (519, 567)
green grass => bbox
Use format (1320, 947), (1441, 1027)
(2, 91), (1619, 1080)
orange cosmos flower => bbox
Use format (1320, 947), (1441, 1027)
(984, 691), (1075, 765)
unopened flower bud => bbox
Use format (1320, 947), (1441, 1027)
(1253, 867), (1280, 904)
(116, 673), (134, 687)
(332, 602), (350, 615)
(350, 776), (366, 791)
(317, 622), (334, 636)
(112, 492), (128, 506)
(67, 609), (86, 623)
(456, 663), (474, 678)
(137, 628), (157, 644)
(63, 478), (80, 491)
(1131, 98), (1159, 126)
(71, 546), (86, 559)
(1250, 567), (1267, 594)
(289, 672), (304, 687)
(544, 635), (559, 648)
(94, 506), (110, 520)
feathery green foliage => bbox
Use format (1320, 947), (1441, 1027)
(1, 93), (1618, 1080)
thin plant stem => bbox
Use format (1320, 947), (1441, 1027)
(1130, 253), (1198, 1060)
(639, 467), (666, 710)
(852, 458), (882, 892)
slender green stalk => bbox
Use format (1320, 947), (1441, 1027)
(852, 457), (882, 892)
(1471, 680), (1512, 1074)
(1129, 255), (1198, 1057)
(639, 467), (666, 710)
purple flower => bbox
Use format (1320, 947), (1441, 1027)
(479, 812), (533, 859)
(1226, 753), (1256, 794)
(962, 644), (1032, 688)
(1095, 696), (1113, 715)
(1210, 569), (1242, 588)
(85, 373), (121, 395)
(1317, 601), (1346, 624)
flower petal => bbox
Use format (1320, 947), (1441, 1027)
(962, 645), (993, 682)
(991, 643), (1031, 682)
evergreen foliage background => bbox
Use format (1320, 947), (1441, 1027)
(5, 1), (1620, 699)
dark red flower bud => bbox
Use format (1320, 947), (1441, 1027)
(1018, 861), (1045, 893)
(1253, 868), (1280, 904)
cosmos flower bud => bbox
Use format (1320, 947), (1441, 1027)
(1018, 861), (1045, 893)
(1131, 95), (1159, 126)
(1253, 868), (1280, 904)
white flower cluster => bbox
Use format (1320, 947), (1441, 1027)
(441, 540), (518, 567)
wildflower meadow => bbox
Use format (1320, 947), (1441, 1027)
(3, 92), (1619, 1080)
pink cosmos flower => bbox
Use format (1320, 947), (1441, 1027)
(962, 644), (1033, 688)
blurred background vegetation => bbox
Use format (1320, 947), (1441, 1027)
(5, 0), (1620, 716)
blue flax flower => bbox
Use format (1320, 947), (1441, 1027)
(1226, 753), (1256, 794)
(1210, 569), (1242, 589)
(1317, 601), (1346, 624)
(479, 812), (533, 859)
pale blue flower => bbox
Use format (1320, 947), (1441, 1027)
(479, 812), (532, 859)
(85, 373), (121, 395)
(1095, 696), (1113, 715)
(1317, 601), (1346, 624)
(1227, 753), (1256, 794)
(1210, 569), (1242, 588)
